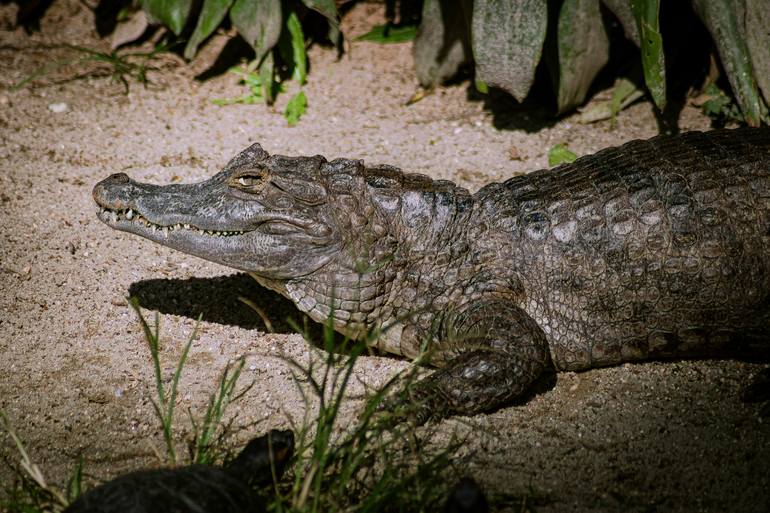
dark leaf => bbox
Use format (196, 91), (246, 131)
(745, 0), (770, 108)
(301, 0), (339, 27)
(471, 0), (548, 102)
(184, 0), (234, 59)
(692, 0), (763, 126)
(601, 0), (640, 45)
(556, 0), (610, 113)
(630, 0), (666, 111)
(141, 0), (192, 35)
(230, 0), (282, 63)
(413, 0), (473, 87)
(111, 8), (149, 49)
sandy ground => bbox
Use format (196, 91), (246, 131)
(1, 1), (769, 511)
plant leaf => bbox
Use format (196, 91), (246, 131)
(111, 8), (149, 49)
(356, 24), (417, 44)
(629, 0), (666, 111)
(744, 0), (770, 108)
(471, 0), (548, 102)
(285, 91), (307, 126)
(556, 0), (610, 113)
(141, 0), (192, 35)
(184, 0), (234, 59)
(692, 0), (763, 126)
(259, 52), (276, 104)
(548, 143), (578, 166)
(287, 11), (307, 85)
(600, 0), (640, 45)
(230, 0), (282, 63)
(301, 0), (339, 27)
(413, 0), (473, 87)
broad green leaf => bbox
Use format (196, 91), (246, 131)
(285, 91), (307, 126)
(556, 0), (609, 113)
(141, 0), (192, 35)
(630, 0), (666, 111)
(693, 0), (763, 126)
(471, 0), (548, 102)
(356, 24), (417, 44)
(301, 0), (339, 27)
(287, 12), (307, 85)
(413, 0), (473, 87)
(600, 0), (639, 45)
(745, 0), (770, 108)
(548, 144), (578, 166)
(184, 0), (234, 59)
(230, 0), (282, 63)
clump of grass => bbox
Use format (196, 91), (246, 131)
(129, 298), (252, 466)
(0, 410), (81, 513)
(188, 357), (251, 465)
(130, 298), (198, 465)
(268, 316), (462, 513)
(12, 43), (170, 94)
(2, 302), (462, 512)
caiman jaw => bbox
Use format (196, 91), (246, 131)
(97, 206), (248, 238)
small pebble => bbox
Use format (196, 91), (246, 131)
(48, 102), (68, 113)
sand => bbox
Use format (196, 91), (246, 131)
(1, 1), (768, 511)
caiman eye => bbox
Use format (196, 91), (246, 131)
(238, 176), (260, 186)
(230, 166), (270, 192)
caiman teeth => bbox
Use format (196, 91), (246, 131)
(99, 207), (246, 237)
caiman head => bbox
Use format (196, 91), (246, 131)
(94, 142), (471, 345)
(93, 143), (355, 280)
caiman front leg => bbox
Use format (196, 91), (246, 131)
(396, 299), (553, 424)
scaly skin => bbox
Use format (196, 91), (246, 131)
(93, 128), (770, 422)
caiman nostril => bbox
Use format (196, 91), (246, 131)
(107, 172), (130, 184)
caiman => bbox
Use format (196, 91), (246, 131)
(93, 128), (770, 422)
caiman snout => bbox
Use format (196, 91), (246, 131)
(93, 172), (131, 207)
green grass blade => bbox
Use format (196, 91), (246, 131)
(284, 91), (307, 126)
(356, 24), (417, 44)
(11, 56), (86, 91)
(65, 458), (83, 503)
(630, 0), (666, 111)
(130, 300), (166, 400)
(163, 316), (201, 464)
(286, 12), (307, 85)
(259, 52), (277, 105)
(193, 358), (247, 464)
